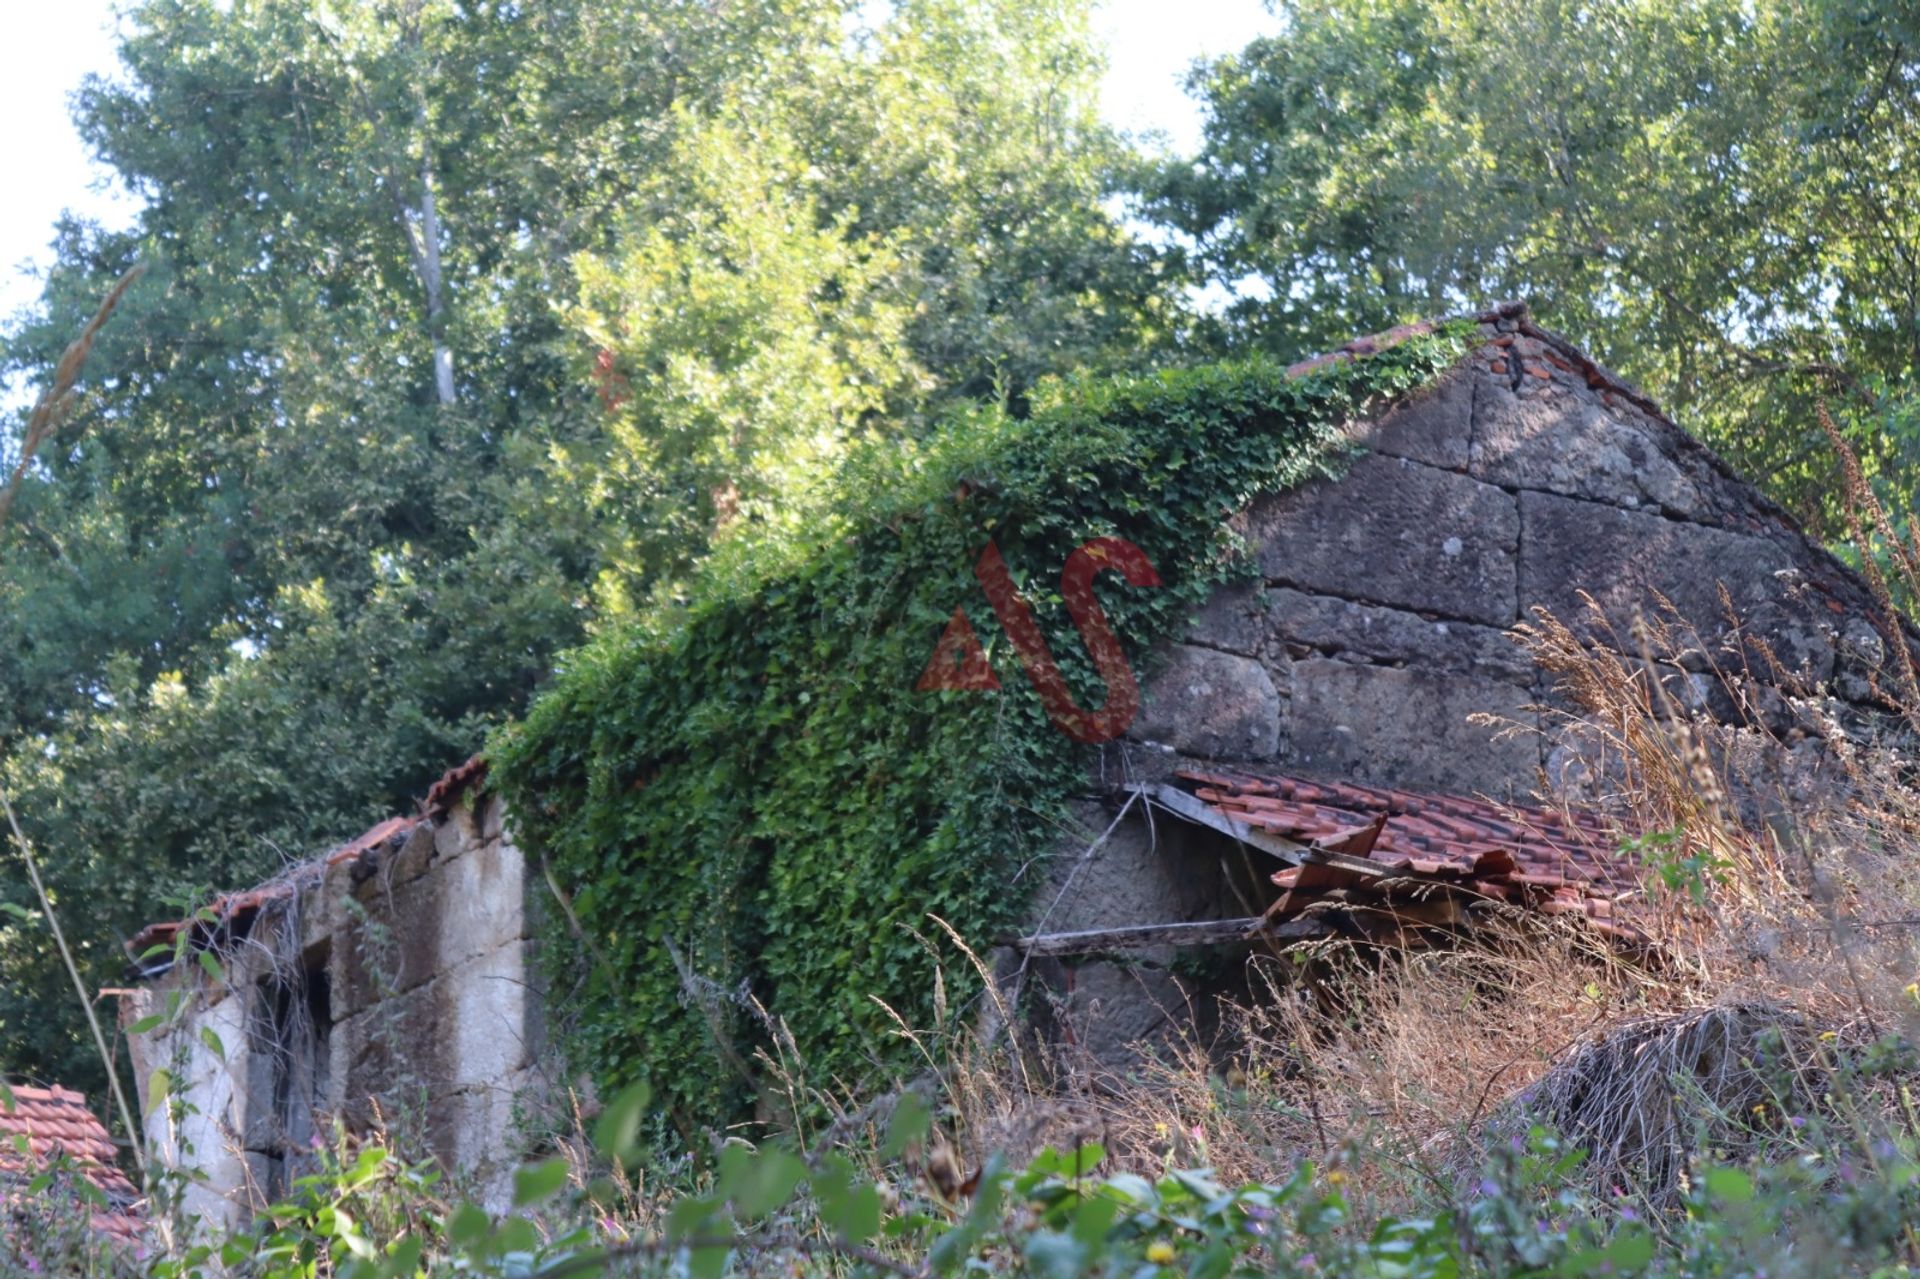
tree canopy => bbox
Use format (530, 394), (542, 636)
(1151, 0), (1920, 530)
(0, 0), (1170, 1089)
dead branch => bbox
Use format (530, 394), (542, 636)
(0, 264), (145, 543)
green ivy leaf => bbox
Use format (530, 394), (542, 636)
(592, 1082), (650, 1168)
(513, 1158), (570, 1207)
(882, 1091), (933, 1160)
(446, 1202), (492, 1249)
(1704, 1167), (1754, 1205)
(723, 1147), (807, 1222)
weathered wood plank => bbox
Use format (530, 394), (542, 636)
(1008, 917), (1262, 956)
(1008, 916), (1332, 956)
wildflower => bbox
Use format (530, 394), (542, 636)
(1326, 1169), (1347, 1187)
(1145, 1240), (1177, 1265)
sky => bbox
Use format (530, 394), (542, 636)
(0, 0), (1275, 332)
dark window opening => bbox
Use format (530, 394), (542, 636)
(250, 940), (332, 1199)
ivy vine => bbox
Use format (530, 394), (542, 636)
(490, 328), (1473, 1126)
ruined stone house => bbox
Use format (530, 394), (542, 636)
(120, 757), (551, 1230)
(1024, 301), (1905, 1058)
(122, 302), (1912, 1226)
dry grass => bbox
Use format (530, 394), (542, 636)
(725, 433), (1920, 1227)
(878, 575), (1920, 1219)
(1502, 1002), (1820, 1200)
(0, 264), (144, 540)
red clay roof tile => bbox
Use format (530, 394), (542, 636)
(0, 1082), (142, 1243)
(424, 755), (488, 820)
(125, 754), (486, 959)
(1174, 768), (1646, 943)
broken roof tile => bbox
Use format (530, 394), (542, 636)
(424, 755), (488, 820)
(125, 754), (485, 961)
(1172, 767), (1647, 944)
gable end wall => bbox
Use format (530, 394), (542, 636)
(1030, 308), (1907, 1062)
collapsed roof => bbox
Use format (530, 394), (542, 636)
(1167, 769), (1642, 944)
(126, 755), (487, 963)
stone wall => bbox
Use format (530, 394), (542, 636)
(1028, 306), (1909, 1053)
(122, 787), (554, 1232)
(1130, 311), (1898, 799)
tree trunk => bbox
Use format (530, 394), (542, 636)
(415, 117), (455, 407)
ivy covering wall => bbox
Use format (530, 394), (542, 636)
(490, 327), (1472, 1125)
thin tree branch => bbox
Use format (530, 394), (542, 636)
(309, 15), (456, 406)
(0, 264), (145, 544)
(0, 785), (146, 1176)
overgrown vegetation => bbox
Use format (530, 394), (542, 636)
(71, 875), (1920, 1279)
(23, 426), (1920, 1272)
(8, 0), (1920, 1101)
(0, 0), (1170, 1092)
(12, 0), (1920, 1271)
(490, 329), (1471, 1126)
(110, 1106), (1920, 1279)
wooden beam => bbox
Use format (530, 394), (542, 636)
(1127, 783), (1395, 880)
(1008, 916), (1334, 956)
(1009, 917), (1262, 956)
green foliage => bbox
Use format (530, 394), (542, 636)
(491, 330), (1471, 1125)
(557, 0), (1176, 612)
(127, 1080), (1920, 1278)
(1621, 828), (1733, 908)
(564, 106), (925, 607)
(0, 0), (1170, 1094)
(1151, 0), (1920, 532)
(0, 1148), (140, 1278)
(149, 1136), (452, 1279)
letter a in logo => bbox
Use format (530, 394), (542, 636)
(915, 537), (1161, 743)
(914, 608), (1001, 692)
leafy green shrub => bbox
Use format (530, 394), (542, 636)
(489, 333), (1473, 1126)
(135, 1080), (1920, 1279)
(0, 1157), (143, 1278)
(150, 1141), (447, 1279)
